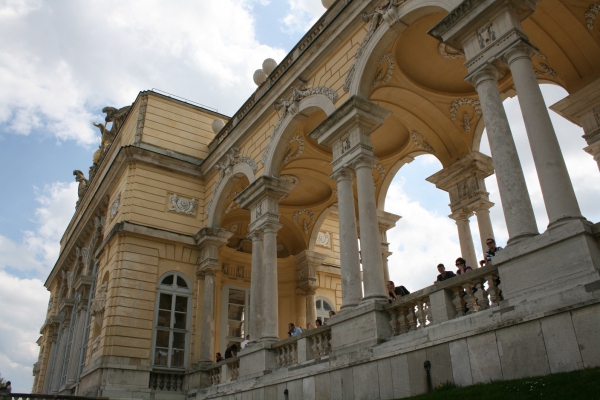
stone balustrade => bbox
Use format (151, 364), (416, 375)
(148, 371), (184, 391)
(5, 395), (107, 400)
(308, 328), (332, 359)
(226, 358), (240, 381)
(208, 365), (221, 386)
(273, 341), (298, 368)
(272, 325), (332, 369)
(386, 264), (501, 334)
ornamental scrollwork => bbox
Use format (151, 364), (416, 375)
(169, 194), (198, 216)
(293, 209), (316, 234)
(283, 135), (305, 164)
(316, 231), (332, 249)
(438, 43), (464, 60)
(280, 174), (300, 185)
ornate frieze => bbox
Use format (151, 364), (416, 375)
(316, 231), (332, 249)
(109, 194), (120, 219)
(293, 209), (316, 234)
(586, 3), (600, 30)
(169, 194), (198, 216)
(372, 53), (395, 87)
(411, 131), (435, 153)
(450, 98), (482, 131)
(438, 43), (464, 60)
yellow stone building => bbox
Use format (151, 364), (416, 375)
(33, 0), (600, 398)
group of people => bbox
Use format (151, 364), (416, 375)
(0, 381), (11, 395)
(434, 238), (503, 284)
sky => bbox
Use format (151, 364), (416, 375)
(0, 0), (599, 393)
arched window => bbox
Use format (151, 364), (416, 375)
(316, 297), (335, 324)
(152, 272), (191, 369)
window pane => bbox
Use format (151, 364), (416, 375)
(175, 296), (188, 312)
(154, 348), (169, 366)
(316, 300), (322, 309)
(155, 330), (170, 348)
(176, 276), (188, 288)
(229, 289), (245, 305)
(173, 332), (186, 349)
(171, 349), (184, 368)
(228, 305), (244, 321)
(157, 310), (171, 327)
(161, 275), (174, 286)
(323, 301), (332, 311)
(174, 312), (186, 329)
(159, 294), (172, 310)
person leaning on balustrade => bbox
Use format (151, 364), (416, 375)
(434, 264), (456, 284)
(386, 280), (410, 303)
(480, 238), (503, 267)
(455, 257), (473, 275)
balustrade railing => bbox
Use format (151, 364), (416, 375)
(148, 371), (184, 391)
(226, 358), (240, 381)
(387, 265), (501, 335)
(274, 341), (298, 368)
(5, 395), (107, 400)
(308, 328), (331, 358)
(208, 364), (221, 386)
(272, 326), (332, 369)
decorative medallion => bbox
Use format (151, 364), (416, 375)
(230, 224), (239, 233)
(169, 194), (198, 216)
(476, 24), (496, 49)
(277, 244), (285, 252)
(450, 98), (482, 131)
(540, 63), (557, 78)
(316, 231), (332, 249)
(411, 131), (435, 154)
(109, 194), (120, 219)
(280, 174), (299, 185)
(586, 3), (600, 30)
(372, 53), (395, 87)
(283, 135), (305, 164)
(438, 43), (464, 60)
(293, 209), (316, 234)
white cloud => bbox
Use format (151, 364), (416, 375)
(281, 0), (325, 35)
(0, 182), (76, 392)
(0, 0), (287, 146)
(0, 271), (49, 394)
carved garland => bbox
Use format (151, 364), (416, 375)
(283, 135), (305, 164)
(411, 131), (435, 154)
(206, 147), (258, 216)
(372, 53), (395, 87)
(280, 174), (299, 185)
(293, 209), (316, 234)
(450, 98), (482, 131)
(586, 3), (600, 30)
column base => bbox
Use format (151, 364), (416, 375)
(497, 219), (600, 303)
(506, 231), (538, 246)
(547, 215), (589, 230)
(360, 295), (387, 305)
(238, 341), (276, 379)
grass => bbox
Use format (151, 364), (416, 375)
(404, 367), (600, 399)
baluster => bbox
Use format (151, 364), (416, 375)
(474, 278), (489, 311)
(424, 297), (433, 326)
(485, 274), (500, 307)
(284, 346), (290, 366)
(416, 300), (427, 329)
(292, 343), (298, 364)
(406, 303), (417, 331)
(275, 348), (282, 367)
(388, 308), (400, 335)
(158, 373), (164, 390)
(452, 287), (465, 318)
(398, 306), (409, 333)
(462, 282), (477, 314)
(322, 332), (331, 354)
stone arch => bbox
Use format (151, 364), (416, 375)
(206, 162), (256, 228)
(346, 3), (454, 99)
(263, 92), (337, 177)
(377, 151), (431, 210)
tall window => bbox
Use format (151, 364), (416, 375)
(316, 297), (335, 324)
(219, 285), (250, 352)
(152, 272), (191, 369)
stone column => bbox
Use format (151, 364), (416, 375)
(469, 67), (539, 242)
(248, 230), (263, 343)
(295, 250), (327, 325)
(354, 156), (387, 302)
(504, 44), (583, 227)
(331, 168), (362, 309)
(195, 227), (233, 365)
(450, 212), (478, 268)
(474, 203), (495, 253)
(236, 176), (296, 342)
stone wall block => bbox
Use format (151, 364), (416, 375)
(302, 376), (316, 400)
(571, 303), (600, 368)
(390, 354), (411, 398)
(341, 367), (355, 400)
(376, 358), (394, 400)
(352, 362), (379, 400)
(449, 339), (473, 387)
(426, 343), (453, 387)
(406, 348), (428, 396)
(429, 289), (456, 323)
(314, 372), (331, 400)
(496, 321), (551, 380)
(540, 313), (583, 373)
(467, 332), (502, 384)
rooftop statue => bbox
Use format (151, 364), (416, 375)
(90, 104), (132, 177)
(73, 170), (89, 208)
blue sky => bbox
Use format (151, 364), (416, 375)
(1, 0), (599, 392)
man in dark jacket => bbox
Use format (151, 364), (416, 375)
(386, 280), (410, 303)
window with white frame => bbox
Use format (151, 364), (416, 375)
(152, 272), (191, 369)
(316, 297), (334, 324)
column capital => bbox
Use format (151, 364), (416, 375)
(236, 175), (295, 231)
(503, 40), (537, 66)
(309, 96), (391, 173)
(330, 167), (355, 182)
(465, 65), (501, 88)
(194, 226), (233, 273)
(295, 250), (327, 292)
(449, 210), (474, 222)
